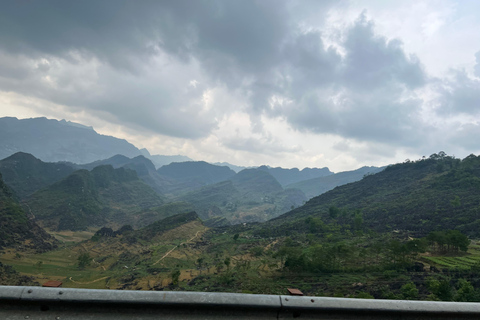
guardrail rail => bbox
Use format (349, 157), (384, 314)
(1, 286), (480, 319)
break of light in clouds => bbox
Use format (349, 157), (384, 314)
(1, 0), (480, 172)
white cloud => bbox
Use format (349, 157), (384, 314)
(1, 0), (480, 172)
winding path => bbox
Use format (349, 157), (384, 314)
(68, 229), (205, 284)
(69, 276), (109, 284)
(152, 230), (202, 266)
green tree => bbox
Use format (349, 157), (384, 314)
(353, 210), (363, 231)
(233, 233), (239, 241)
(224, 256), (231, 271)
(329, 206), (340, 219)
(77, 253), (91, 269)
(447, 230), (470, 252)
(356, 292), (374, 299)
(250, 246), (264, 257)
(436, 280), (453, 301)
(305, 217), (325, 233)
(451, 195), (461, 208)
(171, 269), (181, 286)
(401, 282), (419, 300)
(454, 279), (480, 302)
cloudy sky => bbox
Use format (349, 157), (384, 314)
(1, 0), (479, 172)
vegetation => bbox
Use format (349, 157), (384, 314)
(77, 253), (91, 269)
(3, 152), (480, 303)
(287, 166), (383, 199)
(179, 169), (307, 224)
(264, 153), (480, 238)
(0, 152), (74, 199)
(0, 172), (57, 252)
(25, 165), (164, 230)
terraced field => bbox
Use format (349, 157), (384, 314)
(421, 241), (480, 270)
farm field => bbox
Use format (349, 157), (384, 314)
(421, 240), (480, 270)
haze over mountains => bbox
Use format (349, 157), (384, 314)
(0, 117), (191, 168)
(0, 117), (381, 202)
(2, 117), (480, 299)
(0, 116), (383, 230)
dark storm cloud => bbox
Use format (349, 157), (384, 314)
(1, 0), (289, 74)
(0, 1), (157, 71)
(0, 0), (476, 158)
(0, 0), (296, 139)
(341, 15), (425, 90)
(260, 15), (426, 145)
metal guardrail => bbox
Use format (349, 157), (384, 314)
(1, 285), (480, 319)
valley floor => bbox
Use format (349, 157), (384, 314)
(3, 226), (480, 302)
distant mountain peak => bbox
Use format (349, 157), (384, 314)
(0, 116), (142, 163)
(59, 119), (94, 131)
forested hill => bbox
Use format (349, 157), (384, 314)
(0, 173), (57, 252)
(257, 165), (333, 186)
(178, 168), (306, 224)
(286, 166), (383, 199)
(157, 161), (236, 185)
(0, 152), (74, 199)
(261, 153), (480, 237)
(25, 165), (165, 231)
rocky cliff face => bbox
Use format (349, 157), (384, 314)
(0, 172), (58, 252)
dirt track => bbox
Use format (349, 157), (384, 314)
(69, 276), (109, 284)
(152, 230), (203, 266)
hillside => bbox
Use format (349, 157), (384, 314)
(0, 152), (75, 199)
(0, 172), (57, 252)
(25, 165), (165, 231)
(140, 148), (192, 168)
(139, 211), (201, 241)
(0, 262), (39, 286)
(78, 154), (171, 194)
(157, 161), (236, 195)
(287, 166), (383, 199)
(126, 202), (196, 228)
(4, 155), (480, 301)
(261, 153), (480, 237)
(258, 165), (333, 186)
(179, 168), (307, 224)
(0, 117), (142, 163)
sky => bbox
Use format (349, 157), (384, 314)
(1, 0), (479, 172)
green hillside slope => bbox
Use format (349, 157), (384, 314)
(287, 166), (383, 199)
(26, 165), (165, 231)
(257, 165), (333, 186)
(179, 169), (307, 224)
(0, 173), (57, 252)
(0, 152), (74, 199)
(263, 153), (480, 237)
(78, 154), (173, 195)
(157, 161), (236, 195)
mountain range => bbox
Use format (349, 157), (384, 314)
(0, 117), (191, 168)
(257, 153), (480, 237)
(287, 166), (384, 199)
(0, 116), (389, 232)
